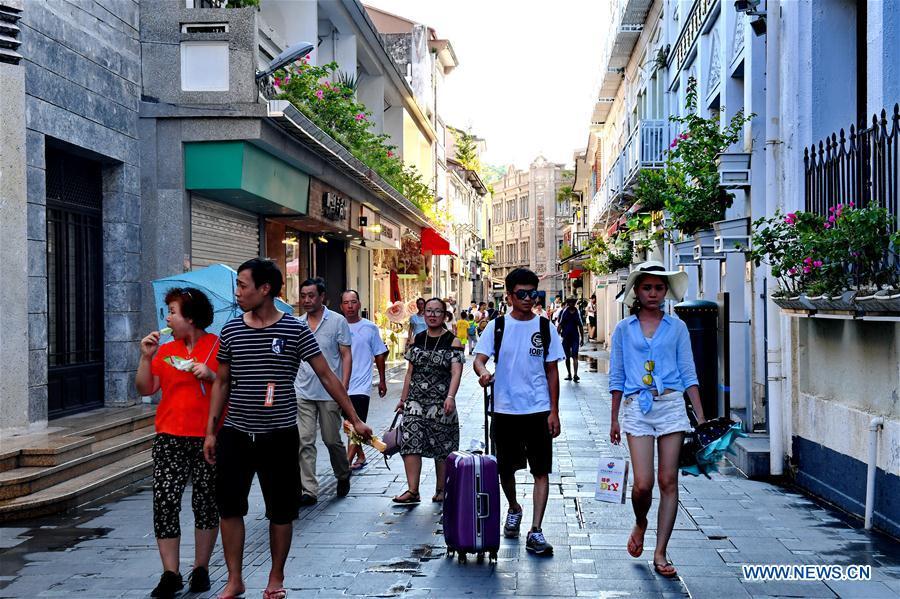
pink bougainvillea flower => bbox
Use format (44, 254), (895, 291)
(274, 77), (282, 87)
(788, 267), (798, 276)
(315, 89), (324, 100)
(387, 150), (394, 158)
(824, 222), (832, 229)
(828, 214), (836, 223)
(813, 260), (823, 267)
(849, 201), (855, 207)
(803, 266), (812, 274)
(803, 257), (813, 265)
(669, 139), (678, 148)
(784, 212), (798, 225)
(355, 113), (366, 121)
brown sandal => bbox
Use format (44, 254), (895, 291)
(653, 561), (678, 578)
(432, 489), (444, 503)
(392, 490), (421, 504)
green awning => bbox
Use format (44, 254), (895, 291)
(184, 141), (309, 215)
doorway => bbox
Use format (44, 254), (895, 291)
(46, 148), (105, 418)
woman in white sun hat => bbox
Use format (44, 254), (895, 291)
(607, 260), (707, 579)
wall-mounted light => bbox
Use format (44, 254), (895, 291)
(317, 235), (328, 244)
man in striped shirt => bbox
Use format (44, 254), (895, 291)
(203, 259), (372, 599)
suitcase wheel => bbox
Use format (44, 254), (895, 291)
(446, 548), (454, 559)
(476, 552), (485, 564)
(489, 550), (498, 563)
(457, 552), (467, 564)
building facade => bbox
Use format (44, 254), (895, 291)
(582, 0), (899, 537)
(0, 0), (454, 433)
(491, 158), (570, 302)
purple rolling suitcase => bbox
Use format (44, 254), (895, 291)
(443, 385), (501, 563)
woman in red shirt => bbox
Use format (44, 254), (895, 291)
(135, 288), (219, 598)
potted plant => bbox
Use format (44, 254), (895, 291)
(661, 78), (755, 236)
(751, 204), (900, 314)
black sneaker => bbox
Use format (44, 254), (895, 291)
(573, 375), (580, 382)
(336, 477), (351, 497)
(299, 493), (318, 506)
(187, 566), (210, 593)
(526, 528), (554, 556)
(503, 508), (523, 538)
(150, 570), (183, 598)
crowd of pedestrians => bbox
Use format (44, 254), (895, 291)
(138, 257), (705, 597)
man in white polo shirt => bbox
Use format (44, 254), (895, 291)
(340, 289), (388, 471)
(295, 278), (352, 505)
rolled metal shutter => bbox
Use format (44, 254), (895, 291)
(190, 197), (260, 269)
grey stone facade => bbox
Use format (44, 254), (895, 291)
(13, 0), (143, 429)
(0, 0), (30, 431)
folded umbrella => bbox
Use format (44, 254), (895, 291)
(152, 263), (293, 336)
(680, 417), (747, 478)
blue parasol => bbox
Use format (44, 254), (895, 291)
(152, 263), (294, 336)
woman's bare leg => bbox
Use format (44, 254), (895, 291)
(626, 434), (655, 557)
(653, 432), (683, 570)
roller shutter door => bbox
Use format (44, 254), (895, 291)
(191, 197), (260, 269)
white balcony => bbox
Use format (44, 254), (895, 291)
(596, 0), (654, 107)
(623, 119), (671, 185)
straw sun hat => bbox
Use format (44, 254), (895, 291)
(619, 261), (689, 309)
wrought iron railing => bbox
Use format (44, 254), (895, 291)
(804, 104), (899, 231)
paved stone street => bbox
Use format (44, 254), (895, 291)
(1, 354), (898, 598)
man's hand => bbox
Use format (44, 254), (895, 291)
(351, 418), (373, 440)
(203, 434), (216, 465)
(477, 371), (494, 388)
(547, 411), (561, 438)
(609, 420), (621, 445)
(378, 379), (387, 398)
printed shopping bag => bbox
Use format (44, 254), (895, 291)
(595, 457), (629, 504)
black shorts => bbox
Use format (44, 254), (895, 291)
(490, 411), (553, 478)
(342, 394), (370, 422)
(562, 335), (580, 358)
(215, 425), (300, 525)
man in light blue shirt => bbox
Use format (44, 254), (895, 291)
(295, 278), (352, 504)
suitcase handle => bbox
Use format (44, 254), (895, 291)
(476, 492), (490, 519)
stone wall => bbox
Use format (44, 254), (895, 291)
(0, 0), (30, 432)
(20, 0), (143, 419)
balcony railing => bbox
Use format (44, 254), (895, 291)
(623, 119), (670, 185)
(804, 104), (899, 232)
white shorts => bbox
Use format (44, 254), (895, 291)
(620, 391), (693, 438)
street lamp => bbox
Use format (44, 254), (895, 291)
(255, 41), (315, 80)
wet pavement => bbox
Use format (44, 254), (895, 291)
(1, 352), (899, 598)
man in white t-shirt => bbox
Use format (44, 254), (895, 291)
(340, 290), (388, 471)
(473, 268), (565, 557)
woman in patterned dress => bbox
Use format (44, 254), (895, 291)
(393, 297), (464, 504)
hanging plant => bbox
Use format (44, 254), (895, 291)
(661, 77), (755, 235)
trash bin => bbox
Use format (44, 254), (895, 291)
(673, 299), (719, 421)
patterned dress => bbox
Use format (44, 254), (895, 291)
(401, 330), (463, 459)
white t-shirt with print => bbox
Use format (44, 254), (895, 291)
(347, 318), (388, 396)
(474, 315), (565, 415)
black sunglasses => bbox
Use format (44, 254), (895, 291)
(513, 289), (540, 300)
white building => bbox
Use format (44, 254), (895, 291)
(584, 0), (899, 537)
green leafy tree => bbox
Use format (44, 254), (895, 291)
(454, 130), (482, 173)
